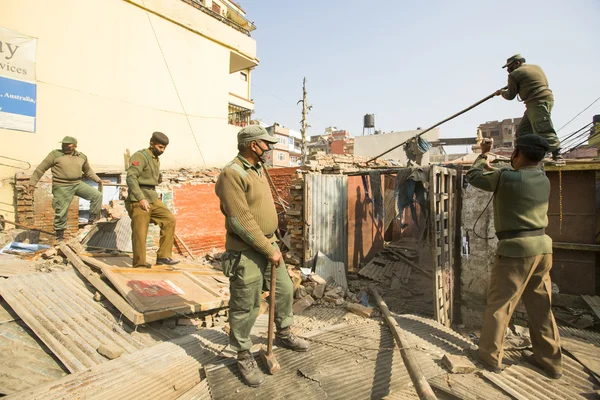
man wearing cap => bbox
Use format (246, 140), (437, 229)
(27, 136), (107, 241)
(466, 134), (562, 379)
(125, 132), (179, 268)
(215, 125), (309, 388)
(496, 54), (562, 161)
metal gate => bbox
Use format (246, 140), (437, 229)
(429, 166), (457, 326)
(305, 174), (348, 266)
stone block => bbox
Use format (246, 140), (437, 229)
(97, 344), (124, 360)
(346, 303), (374, 318)
(442, 354), (476, 374)
(323, 296), (344, 306)
(313, 284), (326, 299)
(309, 274), (327, 285)
(292, 295), (314, 314)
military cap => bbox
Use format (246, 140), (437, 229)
(515, 134), (550, 152)
(502, 54), (525, 68)
(59, 136), (77, 145)
(237, 125), (278, 144)
(151, 131), (169, 145)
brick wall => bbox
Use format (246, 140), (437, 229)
(266, 167), (298, 232)
(173, 182), (226, 254)
(15, 172), (79, 243)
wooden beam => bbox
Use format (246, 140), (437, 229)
(553, 242), (600, 252)
(370, 286), (438, 400)
(544, 162), (600, 172)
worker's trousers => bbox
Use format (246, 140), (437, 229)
(516, 100), (561, 152)
(479, 254), (562, 374)
(52, 182), (102, 231)
(125, 199), (176, 267)
(222, 242), (294, 352)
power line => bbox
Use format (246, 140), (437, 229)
(557, 96), (600, 134)
(558, 122), (593, 148)
(141, 0), (207, 166)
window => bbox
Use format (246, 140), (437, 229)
(240, 72), (248, 81)
(277, 135), (287, 145)
(228, 103), (252, 127)
(290, 156), (297, 163)
(491, 130), (500, 137)
(277, 152), (286, 161)
(288, 137), (294, 145)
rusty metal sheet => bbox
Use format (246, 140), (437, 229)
(307, 174), (348, 266)
(551, 249), (596, 294)
(0, 270), (146, 373)
(347, 175), (384, 271)
(0, 321), (67, 395)
(547, 170), (596, 244)
(101, 267), (228, 313)
(206, 322), (417, 400)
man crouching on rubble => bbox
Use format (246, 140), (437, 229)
(215, 125), (309, 387)
(466, 135), (562, 379)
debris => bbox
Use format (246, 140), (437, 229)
(93, 292), (103, 302)
(441, 354), (476, 374)
(314, 251), (347, 290)
(313, 284), (326, 299)
(42, 247), (58, 259)
(309, 274), (327, 285)
(97, 344), (124, 360)
(295, 285), (307, 299)
(292, 295), (314, 314)
(325, 287), (342, 297)
(177, 317), (203, 327)
(574, 314), (595, 329)
(323, 296), (344, 306)
(346, 303), (374, 318)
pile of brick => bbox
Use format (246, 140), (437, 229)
(159, 168), (221, 185)
(305, 153), (400, 174)
(284, 174), (305, 267)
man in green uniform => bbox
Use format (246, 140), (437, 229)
(27, 136), (107, 241)
(215, 125), (309, 388)
(125, 132), (179, 268)
(466, 135), (562, 379)
(496, 54), (562, 161)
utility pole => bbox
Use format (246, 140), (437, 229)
(297, 77), (311, 165)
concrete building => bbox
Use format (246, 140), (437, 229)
(354, 128), (440, 165)
(330, 130), (353, 155)
(478, 118), (521, 149)
(0, 0), (258, 222)
(264, 124), (302, 167)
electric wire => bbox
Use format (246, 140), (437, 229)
(556, 96), (600, 133)
(141, 0), (207, 166)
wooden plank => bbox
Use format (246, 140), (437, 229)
(581, 295), (600, 321)
(544, 162), (600, 172)
(183, 272), (227, 299)
(174, 233), (196, 260)
(553, 242), (600, 251)
(60, 243), (145, 325)
(553, 293), (588, 309)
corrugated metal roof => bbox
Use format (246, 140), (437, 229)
(176, 379), (212, 400)
(481, 353), (599, 400)
(83, 216), (133, 252)
(0, 321), (67, 395)
(0, 297), (18, 324)
(0, 269), (146, 373)
(315, 251), (347, 290)
(359, 259), (411, 282)
(0, 254), (38, 277)
(307, 174), (348, 266)
(206, 321), (417, 400)
(559, 326), (600, 346)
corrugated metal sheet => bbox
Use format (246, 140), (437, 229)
(0, 297), (18, 323)
(176, 379), (212, 400)
(358, 259), (411, 282)
(481, 354), (599, 400)
(0, 269), (146, 373)
(581, 295), (600, 320)
(206, 321), (417, 400)
(315, 251), (348, 290)
(0, 255), (38, 277)
(83, 216), (133, 252)
(307, 174), (348, 266)
(0, 321), (67, 395)
(559, 325), (600, 346)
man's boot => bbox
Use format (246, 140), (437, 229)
(276, 327), (309, 352)
(87, 214), (99, 225)
(237, 351), (265, 388)
(55, 230), (64, 242)
(551, 150), (565, 164)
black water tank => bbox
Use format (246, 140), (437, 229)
(364, 114), (375, 128)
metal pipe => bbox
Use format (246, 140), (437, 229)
(370, 286), (438, 400)
(366, 87), (507, 163)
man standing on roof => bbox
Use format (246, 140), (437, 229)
(125, 132), (179, 268)
(496, 54), (562, 162)
(466, 135), (562, 379)
(27, 136), (108, 241)
(215, 125), (309, 388)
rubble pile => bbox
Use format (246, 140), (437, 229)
(305, 153), (401, 173)
(284, 175), (305, 267)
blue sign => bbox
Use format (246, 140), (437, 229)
(0, 75), (36, 132)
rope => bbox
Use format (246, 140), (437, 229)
(141, 0), (207, 166)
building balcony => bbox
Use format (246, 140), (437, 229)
(228, 103), (252, 127)
(183, 0), (256, 36)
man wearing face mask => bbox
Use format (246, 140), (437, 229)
(215, 125), (309, 388)
(27, 136), (109, 241)
(495, 54), (562, 162)
(466, 135), (562, 380)
(125, 131), (179, 268)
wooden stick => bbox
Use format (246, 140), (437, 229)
(174, 233), (196, 260)
(370, 286), (438, 400)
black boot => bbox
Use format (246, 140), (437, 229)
(87, 214), (99, 225)
(55, 230), (64, 241)
(551, 150), (564, 163)
(522, 350), (562, 379)
(156, 257), (180, 266)
(276, 327), (309, 352)
(237, 351), (265, 388)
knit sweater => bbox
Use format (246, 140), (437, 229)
(29, 150), (100, 187)
(503, 64), (554, 106)
(126, 149), (160, 203)
(466, 157), (552, 257)
(215, 155), (278, 257)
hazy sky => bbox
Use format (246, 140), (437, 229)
(242, 0), (600, 153)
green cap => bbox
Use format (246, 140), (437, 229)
(59, 136), (77, 145)
(515, 134), (549, 152)
(237, 125), (278, 144)
(502, 54), (524, 68)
